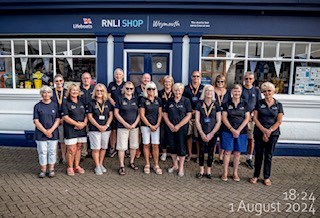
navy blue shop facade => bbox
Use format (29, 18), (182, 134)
(0, 1), (320, 156)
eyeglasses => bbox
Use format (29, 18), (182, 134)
(55, 80), (63, 83)
(263, 90), (272, 93)
(217, 81), (225, 83)
(96, 90), (103, 92)
(125, 87), (134, 90)
(147, 88), (156, 91)
(245, 78), (253, 80)
(192, 75), (200, 78)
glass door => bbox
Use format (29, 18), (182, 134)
(127, 53), (170, 89)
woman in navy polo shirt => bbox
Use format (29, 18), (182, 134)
(250, 82), (284, 186)
(140, 82), (163, 174)
(61, 83), (88, 176)
(158, 75), (174, 161)
(88, 84), (113, 175)
(163, 83), (192, 177)
(195, 85), (221, 179)
(114, 81), (140, 175)
(221, 84), (250, 182)
(33, 86), (60, 178)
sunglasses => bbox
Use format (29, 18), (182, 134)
(55, 80), (63, 83)
(245, 78), (253, 80)
(263, 90), (272, 93)
(96, 90), (104, 92)
(192, 75), (200, 78)
(147, 88), (156, 91)
(217, 81), (225, 83)
(125, 87), (134, 90)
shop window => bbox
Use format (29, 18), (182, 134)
(84, 40), (96, 55)
(293, 62), (320, 95)
(0, 57), (13, 88)
(27, 40), (39, 55)
(279, 43), (293, 59)
(129, 56), (144, 74)
(15, 58), (53, 89)
(233, 42), (246, 58)
(14, 40), (25, 55)
(295, 43), (309, 59)
(56, 58), (96, 83)
(248, 42), (261, 58)
(311, 44), (320, 59)
(217, 41), (230, 57)
(0, 41), (11, 55)
(70, 40), (81, 55)
(202, 41), (215, 57)
(56, 40), (68, 55)
(263, 42), (277, 58)
(41, 40), (53, 55)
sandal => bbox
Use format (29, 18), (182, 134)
(249, 177), (258, 184)
(264, 179), (272, 186)
(118, 167), (125, 175)
(153, 166), (162, 175)
(38, 171), (46, 178)
(221, 175), (228, 182)
(144, 165), (150, 174)
(74, 166), (85, 174)
(67, 167), (74, 176)
(48, 170), (55, 178)
(233, 175), (240, 182)
(129, 162), (138, 170)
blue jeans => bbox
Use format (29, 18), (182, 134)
(36, 140), (58, 166)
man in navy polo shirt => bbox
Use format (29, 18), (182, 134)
(80, 72), (95, 160)
(241, 71), (262, 169)
(183, 70), (204, 162)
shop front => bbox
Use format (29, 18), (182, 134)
(0, 1), (320, 153)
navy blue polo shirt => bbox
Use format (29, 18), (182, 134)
(140, 97), (162, 126)
(115, 95), (139, 128)
(51, 87), (67, 115)
(164, 96), (192, 126)
(135, 85), (145, 105)
(215, 90), (231, 109)
(88, 99), (113, 132)
(195, 100), (221, 134)
(61, 99), (87, 139)
(158, 89), (174, 108)
(254, 99), (284, 136)
(33, 101), (60, 141)
(222, 100), (249, 134)
(183, 83), (204, 110)
(107, 81), (126, 103)
(80, 84), (95, 112)
(241, 86), (262, 112)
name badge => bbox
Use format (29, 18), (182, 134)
(99, 115), (105, 120)
(192, 96), (198, 102)
(204, 118), (211, 123)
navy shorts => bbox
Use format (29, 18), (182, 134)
(221, 131), (247, 152)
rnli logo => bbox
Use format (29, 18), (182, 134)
(261, 104), (267, 109)
(122, 101), (127, 105)
(228, 105), (233, 110)
(146, 101), (151, 106)
(111, 86), (116, 90)
(169, 104), (174, 108)
(73, 18), (93, 29)
(71, 105), (76, 109)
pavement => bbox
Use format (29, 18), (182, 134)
(0, 146), (319, 218)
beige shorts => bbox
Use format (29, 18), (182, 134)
(88, 131), (111, 150)
(116, 128), (139, 151)
(187, 119), (198, 137)
(247, 120), (255, 140)
(65, 137), (87, 146)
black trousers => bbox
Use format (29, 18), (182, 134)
(253, 135), (279, 179)
(198, 135), (218, 167)
(167, 125), (188, 156)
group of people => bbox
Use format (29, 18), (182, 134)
(33, 69), (283, 186)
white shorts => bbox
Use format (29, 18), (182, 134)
(64, 137), (87, 146)
(88, 131), (111, 150)
(116, 128), (139, 151)
(141, 126), (160, 145)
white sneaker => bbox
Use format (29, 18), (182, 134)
(100, 165), (107, 173)
(94, 166), (103, 175)
(160, 153), (167, 161)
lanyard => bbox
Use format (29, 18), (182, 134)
(55, 89), (64, 106)
(164, 91), (172, 101)
(216, 90), (226, 106)
(203, 102), (214, 118)
(189, 84), (200, 96)
(96, 101), (105, 115)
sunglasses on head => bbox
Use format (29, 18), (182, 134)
(147, 88), (156, 91)
(125, 87), (134, 90)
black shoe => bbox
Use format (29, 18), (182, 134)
(206, 174), (212, 179)
(246, 159), (254, 169)
(196, 173), (204, 179)
(80, 156), (85, 162)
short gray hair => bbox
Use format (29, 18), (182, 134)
(40, 85), (52, 95)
